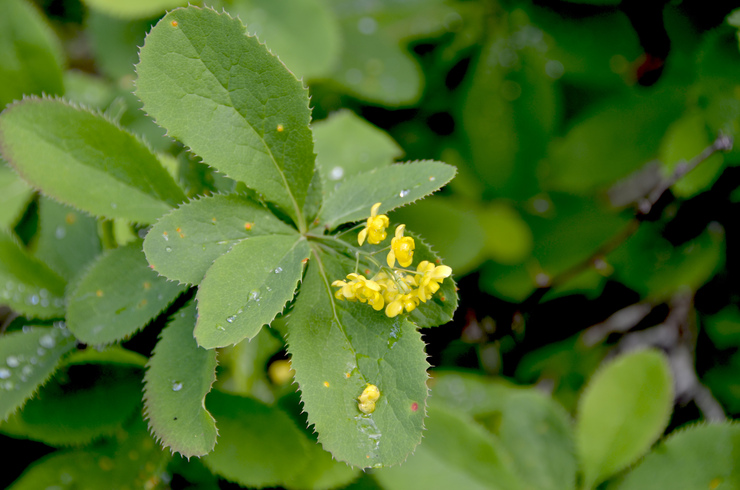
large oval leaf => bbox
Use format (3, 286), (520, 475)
(0, 98), (186, 223)
(136, 6), (315, 227)
(287, 248), (429, 467)
(576, 349), (673, 489)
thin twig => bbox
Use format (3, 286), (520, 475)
(522, 134), (734, 309)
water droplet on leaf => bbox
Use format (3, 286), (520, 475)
(0, 368), (10, 379)
(172, 381), (183, 392)
(6, 356), (19, 368)
(399, 189), (410, 198)
(39, 334), (56, 349)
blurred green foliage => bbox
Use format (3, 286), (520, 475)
(2, 0), (740, 488)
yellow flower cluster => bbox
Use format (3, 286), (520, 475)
(331, 203), (452, 318)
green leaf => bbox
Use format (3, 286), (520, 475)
(63, 345), (147, 368)
(82, 0), (186, 19)
(135, 7), (315, 227)
(0, 0), (64, 108)
(576, 349), (673, 489)
(0, 97), (186, 223)
(429, 372), (577, 490)
(0, 228), (66, 319)
(462, 22), (558, 200)
(390, 196), (487, 275)
(0, 326), (76, 420)
(34, 197), (101, 282)
(618, 423), (740, 489)
(1, 362), (142, 446)
(0, 163), (32, 229)
(319, 161), (456, 229)
(287, 249), (429, 468)
(195, 235), (310, 349)
(313, 109), (403, 187)
(143, 194), (297, 285)
(373, 405), (523, 490)
(203, 391), (358, 489)
(66, 240), (186, 345)
(545, 90), (684, 193)
(144, 301), (218, 458)
(326, 13), (422, 105)
(8, 417), (169, 490)
(494, 391), (576, 490)
(659, 111), (724, 198)
(215, 0), (341, 80)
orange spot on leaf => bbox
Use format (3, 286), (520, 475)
(65, 213), (76, 225)
(323, 381), (330, 387)
(301, 257), (309, 264)
(96, 290), (104, 297)
(244, 222), (253, 231)
(411, 402), (419, 411)
(277, 124), (284, 132)
(171, 20), (178, 27)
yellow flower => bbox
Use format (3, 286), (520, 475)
(385, 292), (420, 318)
(358, 202), (389, 246)
(331, 273), (384, 311)
(415, 261), (452, 302)
(387, 225), (415, 268)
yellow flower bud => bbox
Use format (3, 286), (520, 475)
(387, 224), (415, 268)
(358, 202), (389, 246)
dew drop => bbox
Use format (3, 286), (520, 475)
(0, 368), (10, 379)
(274, 267), (283, 274)
(217, 325), (226, 331)
(165, 247), (172, 253)
(172, 381), (183, 392)
(29, 357), (37, 365)
(37, 347), (46, 356)
(40, 298), (49, 307)
(399, 189), (410, 198)
(3, 381), (14, 390)
(55, 226), (66, 239)
(28, 295), (40, 305)
(110, 203), (117, 209)
(162, 232), (169, 241)
(39, 334), (56, 349)
(6, 356), (19, 368)
(329, 166), (344, 180)
(22, 365), (33, 376)
(429, 176), (436, 182)
(22, 325), (31, 333)
(357, 16), (377, 35)
(226, 315), (236, 323)
(249, 289), (260, 301)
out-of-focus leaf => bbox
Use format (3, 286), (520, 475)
(62, 70), (117, 109)
(0, 326), (76, 421)
(145, 302), (218, 458)
(703, 352), (740, 415)
(82, 0), (186, 19)
(372, 405), (523, 490)
(0, 0), (64, 108)
(0, 228), (66, 319)
(33, 197), (101, 282)
(203, 391), (357, 489)
(66, 240), (186, 345)
(390, 197), (485, 275)
(704, 306), (740, 349)
(544, 89), (684, 193)
(430, 372), (577, 490)
(216, 0), (341, 80)
(8, 417), (169, 490)
(462, 13), (559, 201)
(479, 202), (533, 265)
(528, 6), (640, 88)
(86, 11), (158, 81)
(609, 223), (724, 300)
(0, 163), (32, 230)
(313, 110), (403, 188)
(1, 362), (142, 446)
(659, 112), (724, 198)
(577, 349), (673, 489)
(618, 423), (740, 489)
